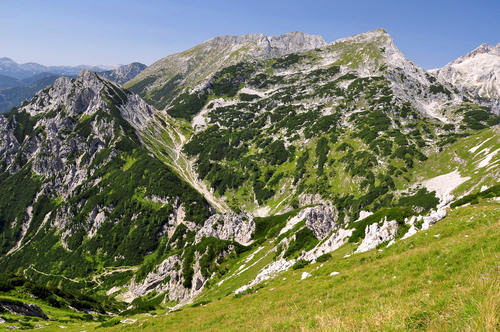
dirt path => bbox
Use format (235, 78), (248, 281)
(142, 114), (228, 213)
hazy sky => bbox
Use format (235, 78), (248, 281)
(2, 0), (499, 69)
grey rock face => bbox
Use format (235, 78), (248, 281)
(268, 31), (327, 54)
(355, 218), (399, 253)
(195, 210), (255, 245)
(100, 62), (147, 85)
(128, 31), (326, 108)
(118, 93), (154, 129)
(301, 227), (353, 262)
(0, 300), (49, 319)
(0, 115), (20, 164)
(206, 31), (327, 58)
(301, 205), (339, 240)
(432, 43), (500, 113)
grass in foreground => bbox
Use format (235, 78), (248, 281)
(107, 201), (499, 331)
(1, 201), (498, 331)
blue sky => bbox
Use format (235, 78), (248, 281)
(1, 0), (499, 69)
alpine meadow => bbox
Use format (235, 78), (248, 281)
(0, 26), (499, 331)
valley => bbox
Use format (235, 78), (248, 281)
(0, 29), (499, 330)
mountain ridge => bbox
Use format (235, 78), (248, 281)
(99, 62), (147, 85)
(0, 28), (498, 329)
(431, 43), (500, 113)
(126, 31), (327, 111)
(0, 57), (119, 80)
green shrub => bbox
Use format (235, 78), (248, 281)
(97, 317), (121, 328)
(283, 228), (318, 258)
(292, 259), (310, 270)
(316, 253), (332, 263)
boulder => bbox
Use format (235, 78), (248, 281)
(355, 218), (399, 253)
(0, 299), (49, 319)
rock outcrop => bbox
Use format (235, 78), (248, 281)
(123, 255), (198, 303)
(280, 205), (339, 241)
(100, 62), (147, 85)
(431, 43), (500, 113)
(355, 218), (399, 253)
(302, 205), (339, 240)
(0, 300), (49, 319)
(301, 228), (353, 262)
(195, 210), (255, 245)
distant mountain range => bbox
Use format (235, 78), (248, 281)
(0, 29), (498, 329)
(0, 57), (118, 80)
(0, 61), (147, 113)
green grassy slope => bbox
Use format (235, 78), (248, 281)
(2, 200), (490, 331)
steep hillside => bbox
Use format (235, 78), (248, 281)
(165, 29), (499, 215)
(99, 62), (147, 85)
(0, 70), (251, 307)
(126, 32), (326, 112)
(431, 43), (500, 113)
(1, 200), (497, 330)
(116, 201), (500, 331)
(0, 29), (499, 329)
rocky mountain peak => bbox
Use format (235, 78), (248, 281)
(204, 31), (326, 55)
(330, 28), (392, 46)
(99, 62), (147, 85)
(76, 69), (104, 88)
(23, 69), (155, 129)
(127, 31), (327, 108)
(464, 43), (500, 60)
(268, 31), (327, 53)
(113, 62), (147, 76)
(432, 42), (500, 108)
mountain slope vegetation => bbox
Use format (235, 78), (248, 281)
(0, 29), (498, 330)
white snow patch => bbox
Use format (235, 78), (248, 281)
(468, 137), (493, 153)
(476, 148), (499, 168)
(278, 213), (305, 236)
(330, 271), (340, 276)
(476, 147), (490, 157)
(301, 272), (311, 280)
(420, 170), (470, 206)
(355, 210), (373, 222)
(240, 87), (266, 98)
